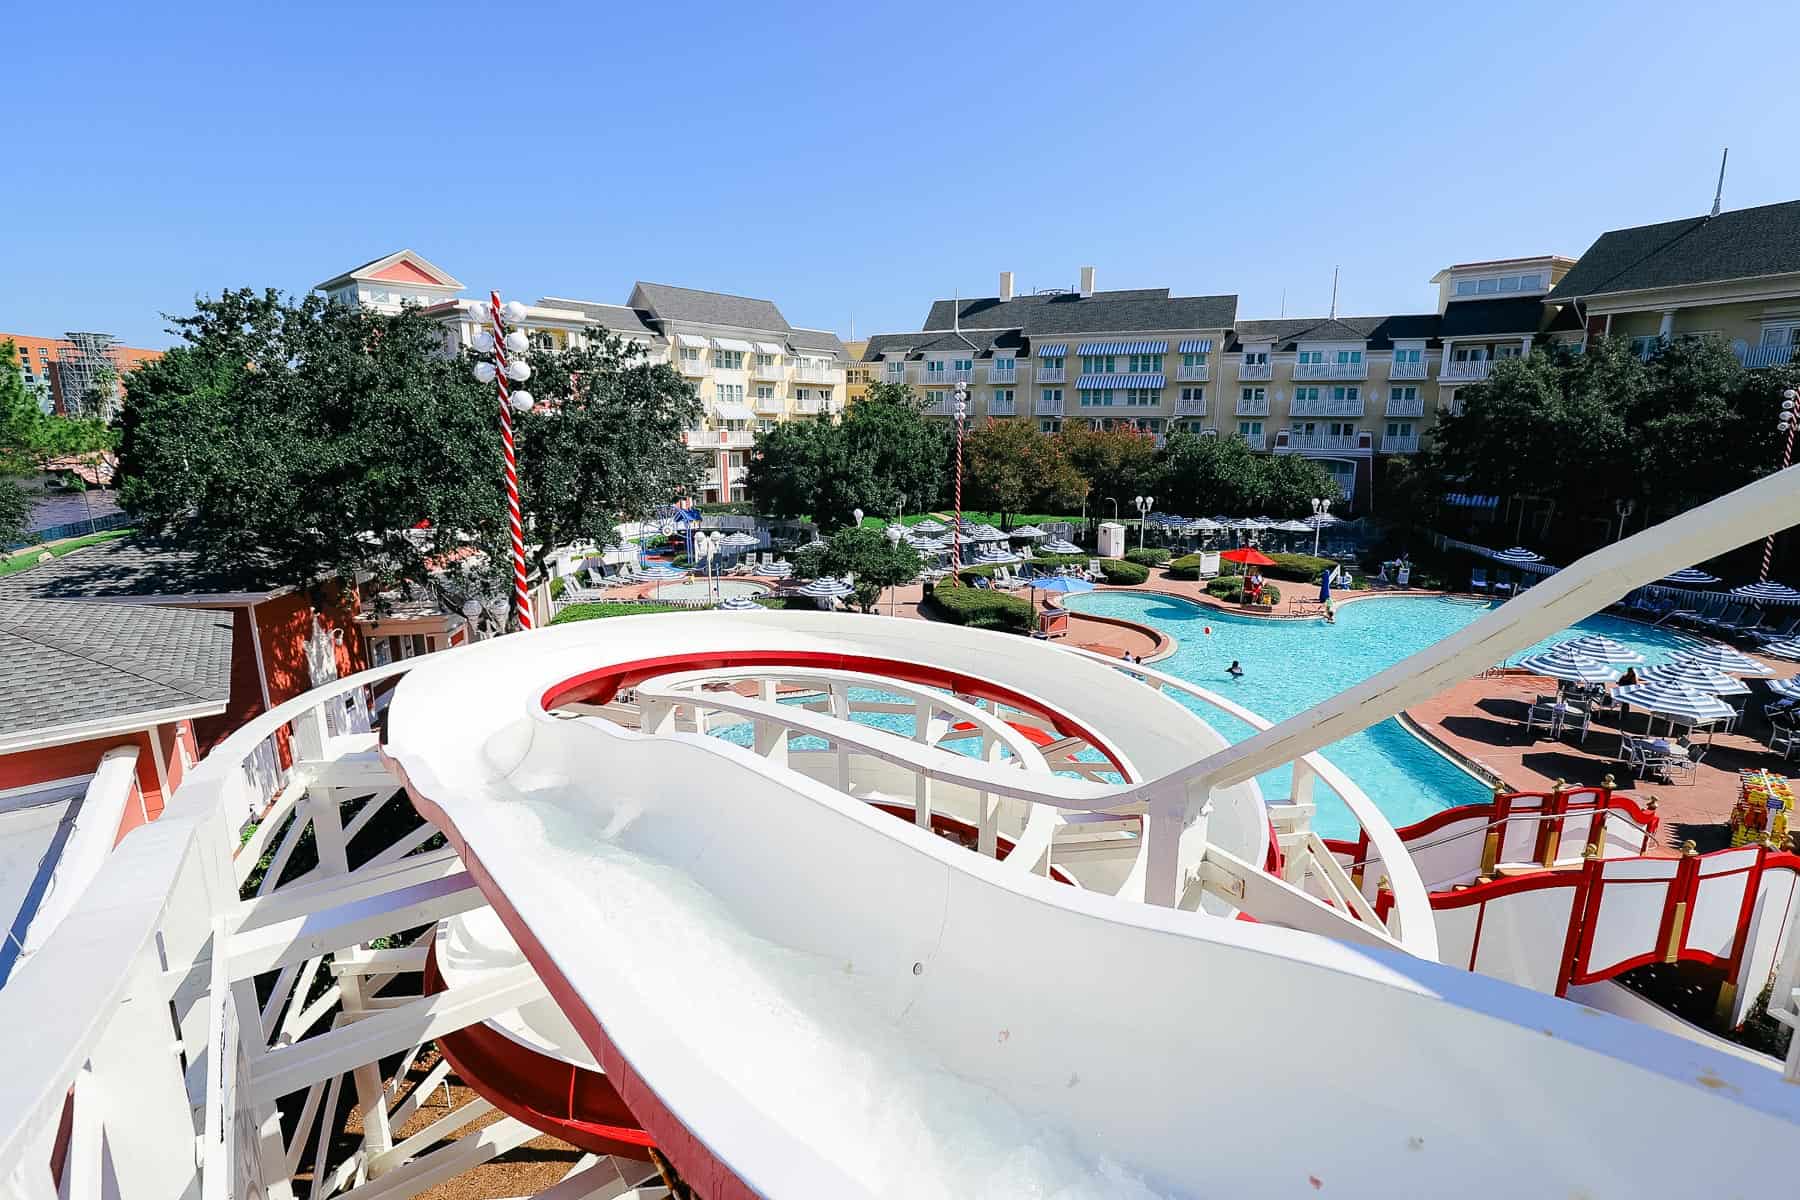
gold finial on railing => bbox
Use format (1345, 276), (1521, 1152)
(1645, 797), (1659, 812)
(1583, 843), (1600, 859)
(1680, 839), (1698, 856)
(1601, 773), (1616, 791)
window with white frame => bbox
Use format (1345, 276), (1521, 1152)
(1039, 418), (1061, 432)
(1296, 350), (1325, 365)
(681, 347), (702, 365)
(1041, 354), (1065, 371)
(1332, 386), (1359, 403)
(755, 385), (775, 401)
(712, 349), (744, 370)
(1336, 349), (1363, 364)
(1241, 386), (1265, 405)
(925, 389), (946, 405)
(1292, 386), (1320, 405)
(714, 383), (745, 405)
(1127, 352), (1160, 373)
(1329, 421), (1356, 438)
(1181, 352), (1207, 368)
(952, 358), (973, 377)
(1386, 421), (1415, 438)
(1390, 385), (1418, 403)
(1041, 387), (1062, 406)
(1238, 420), (1263, 437)
(1079, 388), (1115, 407)
(1124, 388), (1157, 406)
(1080, 354), (1116, 374)
(991, 388), (1015, 409)
(1180, 386), (1205, 406)
(755, 353), (775, 368)
(1454, 272), (1546, 296)
(1176, 419), (1207, 434)
(1393, 347), (1422, 364)
(1243, 350), (1269, 366)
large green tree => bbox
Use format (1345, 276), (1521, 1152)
(0, 338), (115, 473)
(1056, 424), (1160, 514)
(746, 381), (946, 527)
(819, 525), (922, 612)
(963, 419), (1088, 526)
(1155, 428), (1338, 515)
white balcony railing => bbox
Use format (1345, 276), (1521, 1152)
(1441, 359), (1495, 382)
(1037, 366), (1066, 384)
(678, 358), (708, 377)
(685, 428), (758, 448)
(792, 395), (824, 415)
(1381, 433), (1422, 454)
(1384, 395), (1425, 418)
(1233, 430), (1267, 450)
(1236, 361), (1272, 381)
(1389, 359), (1429, 380)
(795, 364), (845, 385)
(1235, 397), (1271, 417)
(1294, 360), (1369, 381)
(1036, 394), (1065, 416)
(984, 364), (1019, 384)
(922, 398), (948, 416)
(754, 364), (783, 381)
(754, 394), (785, 414)
(1290, 395), (1365, 418)
(1286, 432), (1362, 451)
(1740, 344), (1800, 368)
(988, 396), (1017, 417)
(1174, 396), (1208, 417)
(1176, 363), (1210, 382)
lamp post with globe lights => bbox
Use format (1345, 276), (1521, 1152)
(1134, 494), (1155, 549)
(470, 293), (535, 630)
(1310, 496), (1331, 557)
(884, 522), (904, 615)
(461, 598), (486, 643)
(951, 383), (969, 571)
(1762, 389), (1798, 581)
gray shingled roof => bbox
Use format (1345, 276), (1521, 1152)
(921, 289), (1237, 336)
(861, 329), (1027, 361)
(536, 297), (661, 339)
(0, 536), (276, 602)
(1436, 297), (1556, 338)
(785, 327), (847, 359)
(1547, 200), (1800, 302)
(629, 282), (790, 332)
(0, 599), (234, 740)
(1230, 314), (1442, 352)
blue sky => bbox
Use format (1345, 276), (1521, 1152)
(8, 0), (1799, 349)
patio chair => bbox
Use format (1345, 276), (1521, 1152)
(1769, 721), (1798, 761)
(1697, 602), (1746, 632)
(1758, 614), (1800, 642)
(1470, 567), (1489, 595)
(1664, 744), (1704, 785)
(1524, 702), (1558, 740)
(1395, 565), (1411, 588)
(1564, 706), (1594, 745)
(1718, 607), (1773, 638)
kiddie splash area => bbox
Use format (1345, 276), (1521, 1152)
(4, 476), (1800, 1200)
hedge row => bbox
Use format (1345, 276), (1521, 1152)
(1167, 553), (1208, 580)
(955, 552), (1091, 584)
(1263, 552), (1337, 583)
(1096, 558), (1150, 585)
(927, 580), (1034, 631)
(1124, 547), (1171, 566)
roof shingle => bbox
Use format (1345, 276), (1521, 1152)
(629, 282), (791, 332)
(0, 536), (277, 602)
(1547, 200), (1800, 301)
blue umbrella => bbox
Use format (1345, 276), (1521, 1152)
(1035, 576), (1094, 595)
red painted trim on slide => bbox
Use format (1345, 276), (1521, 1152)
(392, 760), (762, 1200)
(540, 650), (1134, 777)
(421, 943), (654, 1159)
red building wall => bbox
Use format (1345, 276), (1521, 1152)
(0, 718), (198, 845)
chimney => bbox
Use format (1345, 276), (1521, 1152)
(999, 271), (1014, 303)
(1078, 265), (1096, 297)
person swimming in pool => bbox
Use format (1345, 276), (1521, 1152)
(1226, 660), (1244, 677)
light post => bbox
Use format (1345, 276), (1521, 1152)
(470, 294), (535, 631)
(1310, 496), (1331, 557)
(1106, 497), (1119, 521)
(1763, 390), (1798, 581)
(461, 598), (485, 643)
(694, 531), (722, 603)
(1613, 496), (1635, 543)
(951, 384), (969, 571)
(1133, 495), (1155, 549)
(853, 506), (863, 530)
(884, 522), (903, 616)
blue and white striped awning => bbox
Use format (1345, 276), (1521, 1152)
(1076, 341), (1168, 356)
(1178, 339), (1214, 354)
(1075, 374), (1165, 389)
(1035, 344), (1067, 358)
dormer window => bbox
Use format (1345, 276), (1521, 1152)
(1454, 271), (1546, 297)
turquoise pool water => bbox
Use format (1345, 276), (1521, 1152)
(1064, 593), (1709, 839)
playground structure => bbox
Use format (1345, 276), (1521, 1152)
(2, 469), (1800, 1198)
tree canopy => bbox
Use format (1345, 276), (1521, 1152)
(1425, 336), (1796, 538)
(963, 418), (1088, 526)
(1056, 424), (1161, 512)
(745, 381), (946, 527)
(0, 337), (116, 474)
(818, 525), (922, 612)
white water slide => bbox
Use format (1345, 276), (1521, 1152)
(382, 469), (1800, 1200)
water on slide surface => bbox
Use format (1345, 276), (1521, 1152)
(517, 781), (1189, 1199)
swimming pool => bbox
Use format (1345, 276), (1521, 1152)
(1064, 593), (1709, 839)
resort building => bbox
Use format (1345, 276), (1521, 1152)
(317, 251), (849, 505)
(861, 267), (1238, 436)
(3, 331), (162, 419)
(1547, 198), (1800, 366)
(843, 339), (874, 405)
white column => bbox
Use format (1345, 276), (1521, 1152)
(1658, 310), (1676, 339)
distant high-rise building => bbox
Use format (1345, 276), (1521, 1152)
(2, 332), (161, 419)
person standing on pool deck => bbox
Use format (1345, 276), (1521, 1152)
(1226, 660), (1244, 677)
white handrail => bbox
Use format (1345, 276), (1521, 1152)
(1058, 645), (1437, 959)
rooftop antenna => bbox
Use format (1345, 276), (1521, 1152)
(1329, 266), (1339, 319)
(1280, 288), (1286, 317)
(849, 312), (855, 341)
(952, 288), (960, 333)
(1710, 147), (1728, 217)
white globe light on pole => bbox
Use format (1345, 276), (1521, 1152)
(505, 359), (531, 382)
(472, 360), (496, 384)
(1133, 494), (1155, 549)
(504, 330), (530, 355)
(884, 523), (903, 616)
(1311, 496), (1331, 557)
(510, 391), (535, 413)
(1762, 390), (1800, 581)
(472, 329), (495, 353)
(853, 507), (863, 528)
(502, 300), (528, 324)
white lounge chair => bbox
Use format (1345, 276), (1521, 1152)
(1470, 567), (1488, 595)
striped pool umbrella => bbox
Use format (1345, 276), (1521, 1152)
(1041, 537), (1084, 555)
(1273, 519), (1314, 534)
(972, 544), (1021, 565)
(1674, 644), (1773, 677)
(1186, 518), (1222, 533)
(631, 563), (685, 581)
(1759, 637), (1800, 661)
(1008, 524), (1048, 539)
(968, 524), (1010, 542)
(1613, 679), (1734, 728)
(1517, 645), (1621, 684)
(911, 518), (946, 534)
(715, 594), (762, 611)
(1731, 580), (1800, 605)
(1766, 676), (1800, 700)
(762, 559), (794, 578)
(1493, 546), (1546, 565)
(1557, 634), (1645, 666)
(796, 576), (855, 599)
(1304, 512), (1339, 529)
(1661, 567), (1722, 586)
(722, 532), (762, 548)
(1639, 660), (1750, 697)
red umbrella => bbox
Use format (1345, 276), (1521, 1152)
(1221, 548), (1276, 567)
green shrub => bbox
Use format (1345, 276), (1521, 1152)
(1264, 552), (1335, 584)
(1205, 577), (1282, 606)
(1096, 558), (1149, 585)
(1124, 547), (1171, 566)
(1167, 552), (1207, 580)
(927, 580), (1033, 632)
(550, 601), (690, 625)
(549, 575), (568, 600)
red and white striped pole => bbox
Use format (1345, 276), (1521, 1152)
(1761, 388), (1798, 582)
(951, 385), (968, 571)
(484, 292), (533, 629)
